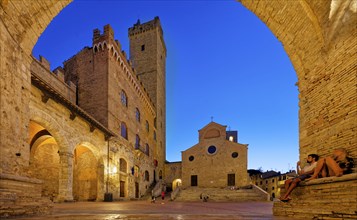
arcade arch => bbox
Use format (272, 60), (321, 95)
(172, 178), (182, 191)
(119, 157), (129, 198)
(28, 121), (60, 201)
(72, 145), (99, 201)
(70, 141), (105, 201)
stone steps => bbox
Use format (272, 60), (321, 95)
(175, 186), (268, 202)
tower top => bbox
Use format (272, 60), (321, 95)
(93, 24), (115, 45)
(128, 16), (163, 37)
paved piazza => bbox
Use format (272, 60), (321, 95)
(14, 201), (299, 220)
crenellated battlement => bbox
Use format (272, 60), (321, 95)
(128, 16), (163, 37)
(93, 24), (115, 45)
(31, 55), (76, 104)
(91, 25), (156, 116)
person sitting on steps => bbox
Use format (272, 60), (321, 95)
(306, 148), (354, 181)
(279, 153), (319, 202)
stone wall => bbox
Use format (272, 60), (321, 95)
(273, 174), (357, 219)
(31, 56), (76, 104)
(0, 174), (53, 217)
(238, 0), (357, 217)
(0, 1), (72, 217)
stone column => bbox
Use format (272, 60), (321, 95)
(56, 151), (74, 202)
(97, 163), (105, 201)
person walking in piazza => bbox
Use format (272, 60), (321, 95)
(279, 153), (319, 202)
(161, 190), (165, 200)
(306, 148), (354, 181)
(151, 190), (156, 203)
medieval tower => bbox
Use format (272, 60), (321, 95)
(129, 17), (167, 173)
(62, 17), (167, 199)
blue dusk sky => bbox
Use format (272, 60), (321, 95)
(32, 0), (299, 173)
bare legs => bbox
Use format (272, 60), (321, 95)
(280, 178), (301, 201)
(284, 179), (293, 192)
(307, 158), (326, 180)
(307, 157), (343, 181)
(325, 157), (343, 177)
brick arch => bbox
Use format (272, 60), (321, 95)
(30, 114), (70, 154)
(72, 141), (104, 166)
(0, 1), (72, 55)
(239, 0), (357, 159)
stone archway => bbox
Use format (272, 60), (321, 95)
(0, 0), (356, 218)
(28, 121), (60, 201)
(1, 0), (355, 178)
(71, 142), (105, 202)
(0, 1), (72, 178)
(73, 145), (98, 201)
(238, 0), (356, 160)
(172, 178), (182, 191)
(29, 114), (74, 203)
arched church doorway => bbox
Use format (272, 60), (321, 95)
(172, 179), (182, 191)
(28, 121), (60, 201)
(73, 145), (98, 201)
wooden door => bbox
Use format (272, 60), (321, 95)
(228, 174), (235, 186)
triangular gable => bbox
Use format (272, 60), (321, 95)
(198, 121), (227, 142)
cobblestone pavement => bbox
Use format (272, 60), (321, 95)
(13, 200), (298, 220)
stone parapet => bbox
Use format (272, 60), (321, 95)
(30, 56), (76, 104)
(0, 174), (53, 218)
(273, 173), (357, 219)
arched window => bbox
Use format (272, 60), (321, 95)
(135, 134), (140, 149)
(135, 108), (140, 122)
(121, 90), (128, 107)
(159, 170), (163, 179)
(145, 143), (149, 156)
(121, 122), (128, 139)
(144, 170), (149, 181)
(154, 117), (157, 128)
(134, 166), (139, 178)
(119, 158), (127, 173)
(153, 131), (156, 141)
(145, 120), (149, 132)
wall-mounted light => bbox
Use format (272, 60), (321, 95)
(112, 166), (117, 174)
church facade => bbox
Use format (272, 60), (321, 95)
(181, 122), (249, 188)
